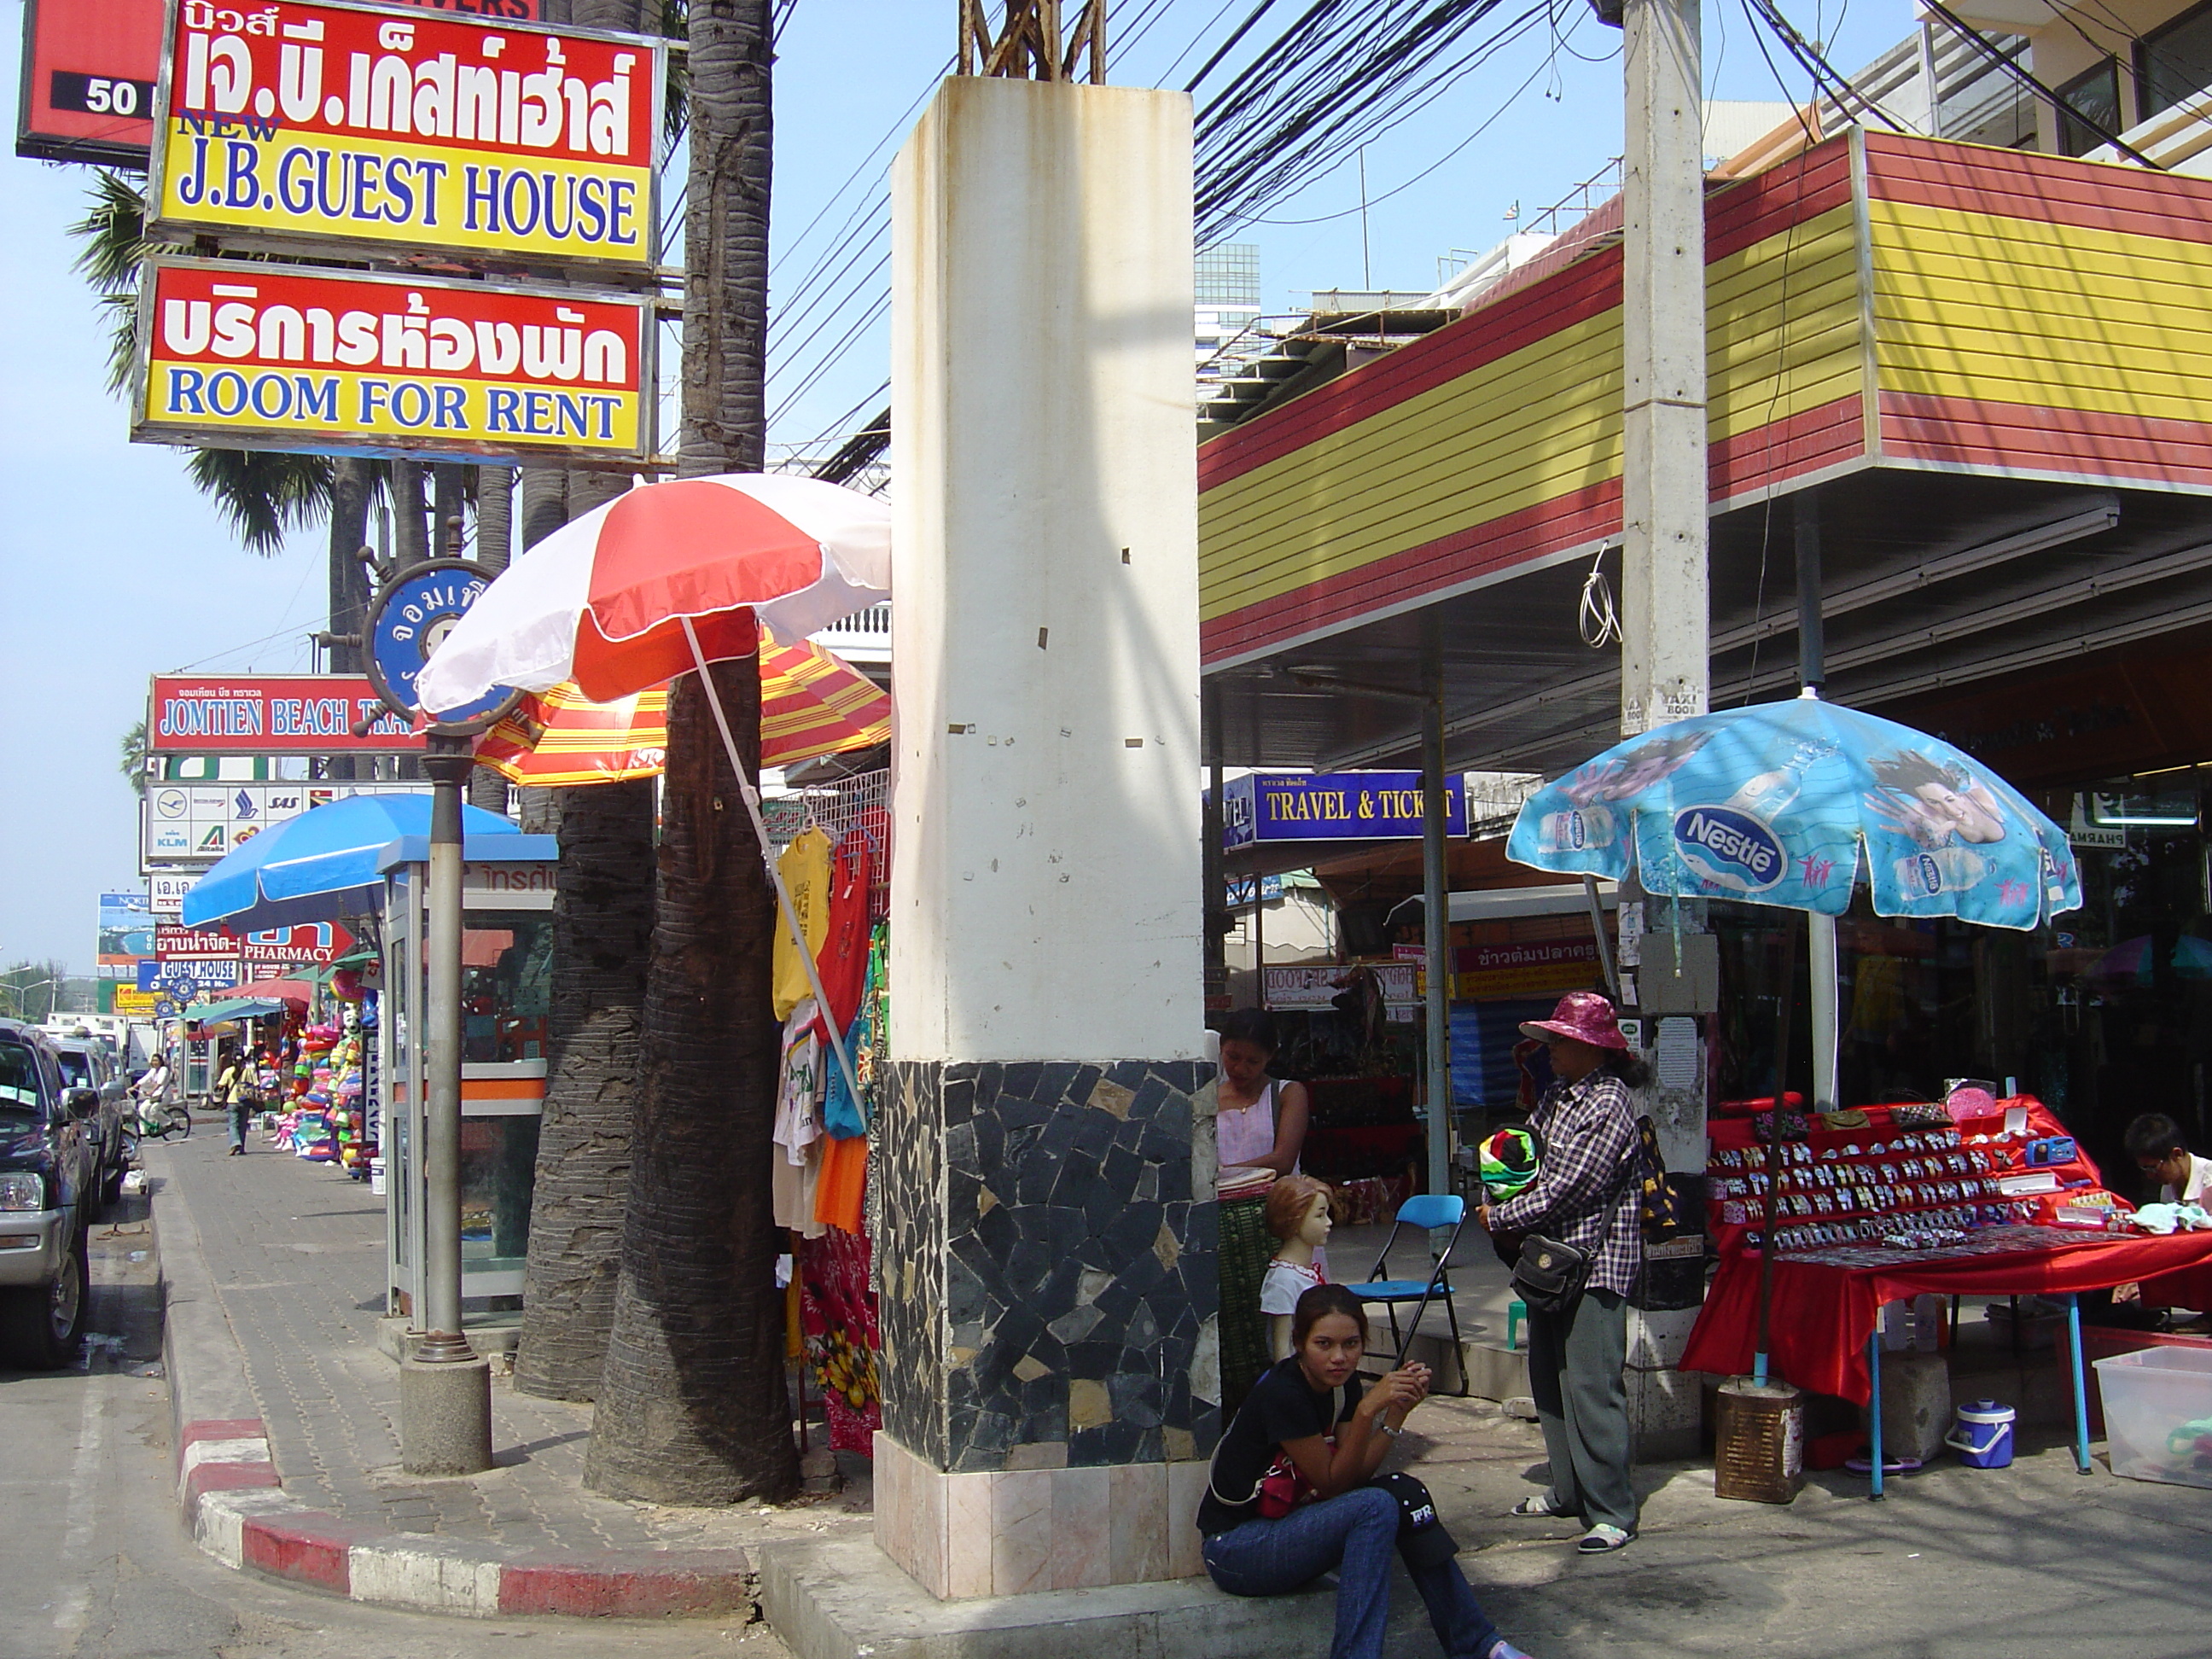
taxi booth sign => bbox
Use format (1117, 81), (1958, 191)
(376, 834), (555, 1324)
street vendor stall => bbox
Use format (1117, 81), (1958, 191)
(1683, 1094), (2212, 1490)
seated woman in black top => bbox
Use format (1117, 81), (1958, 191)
(1196, 1284), (1531, 1659)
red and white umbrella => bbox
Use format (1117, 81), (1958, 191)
(414, 470), (888, 1110)
(415, 473), (889, 715)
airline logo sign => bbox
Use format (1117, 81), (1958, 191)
(143, 777), (418, 864)
(146, 0), (661, 271)
(136, 257), (651, 462)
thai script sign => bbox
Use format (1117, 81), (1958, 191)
(146, 0), (658, 271)
(1223, 772), (1469, 847)
(155, 925), (242, 959)
(1262, 963), (1418, 1010)
(17, 0), (543, 166)
(148, 674), (421, 754)
(134, 257), (651, 463)
(1452, 940), (1600, 1002)
(148, 874), (198, 915)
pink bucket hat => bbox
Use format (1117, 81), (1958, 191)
(1518, 991), (1628, 1051)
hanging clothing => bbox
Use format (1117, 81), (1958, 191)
(798, 1229), (882, 1455)
(772, 998), (828, 1238)
(814, 835), (874, 1038)
(1218, 1080), (1288, 1170)
(814, 1132), (868, 1234)
(771, 825), (835, 1021)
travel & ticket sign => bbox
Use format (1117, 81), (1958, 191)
(144, 0), (660, 271)
(134, 256), (653, 463)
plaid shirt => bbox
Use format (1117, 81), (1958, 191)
(1491, 1069), (1643, 1297)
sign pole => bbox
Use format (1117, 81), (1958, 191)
(1420, 661), (1452, 1202)
(358, 563), (516, 1480)
(401, 734), (492, 1474)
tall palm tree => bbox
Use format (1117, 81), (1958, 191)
(585, 0), (794, 1504)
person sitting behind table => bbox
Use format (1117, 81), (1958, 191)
(2126, 1114), (2212, 1207)
(1196, 1284), (1533, 1659)
(2108, 1115), (2212, 1318)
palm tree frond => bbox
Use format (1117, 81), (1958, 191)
(185, 449), (335, 556)
(68, 171), (150, 295)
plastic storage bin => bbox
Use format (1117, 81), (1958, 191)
(2093, 1347), (2212, 1489)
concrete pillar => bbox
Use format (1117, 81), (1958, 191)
(876, 76), (1214, 1600)
(1619, 0), (1709, 739)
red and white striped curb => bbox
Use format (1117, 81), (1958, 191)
(175, 1416), (755, 1617)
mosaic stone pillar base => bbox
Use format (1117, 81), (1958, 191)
(872, 1057), (1220, 1597)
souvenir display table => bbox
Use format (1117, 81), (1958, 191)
(1681, 1097), (2212, 1493)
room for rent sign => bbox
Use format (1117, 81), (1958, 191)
(135, 256), (652, 463)
(145, 0), (661, 271)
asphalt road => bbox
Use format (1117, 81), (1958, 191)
(0, 1190), (791, 1659)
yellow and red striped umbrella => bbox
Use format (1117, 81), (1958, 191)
(473, 631), (887, 788)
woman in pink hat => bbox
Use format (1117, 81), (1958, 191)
(1477, 991), (1644, 1554)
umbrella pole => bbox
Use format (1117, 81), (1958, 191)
(1753, 913), (1801, 1388)
(682, 620), (867, 1117)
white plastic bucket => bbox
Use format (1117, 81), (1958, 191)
(369, 1156), (387, 1196)
(1945, 1399), (2015, 1469)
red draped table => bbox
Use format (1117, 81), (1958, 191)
(1681, 1224), (2212, 1489)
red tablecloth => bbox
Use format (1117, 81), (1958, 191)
(1679, 1227), (2212, 1404)
(2139, 1260), (2212, 1313)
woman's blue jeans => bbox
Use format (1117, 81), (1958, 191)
(1202, 1486), (1502, 1659)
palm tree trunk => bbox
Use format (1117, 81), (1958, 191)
(432, 463), (469, 558)
(475, 467), (515, 574)
(326, 459), (373, 782)
(392, 461), (430, 566)
(468, 465), (516, 815)
(585, 0), (795, 1503)
(513, 457), (655, 1398)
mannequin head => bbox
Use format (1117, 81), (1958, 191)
(1265, 1173), (1333, 1250)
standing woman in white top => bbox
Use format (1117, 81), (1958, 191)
(1215, 1010), (1314, 1408)
(1216, 1009), (1313, 1175)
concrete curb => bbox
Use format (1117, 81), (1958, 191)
(150, 1169), (758, 1620)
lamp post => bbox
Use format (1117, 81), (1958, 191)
(360, 561), (515, 1476)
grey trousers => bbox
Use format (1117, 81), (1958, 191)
(1525, 1286), (1637, 1533)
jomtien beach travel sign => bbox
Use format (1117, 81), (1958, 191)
(133, 255), (654, 463)
(143, 0), (662, 272)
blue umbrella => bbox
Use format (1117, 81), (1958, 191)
(1506, 692), (2081, 931)
(183, 794), (522, 930)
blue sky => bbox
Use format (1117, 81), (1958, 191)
(0, 0), (1905, 969)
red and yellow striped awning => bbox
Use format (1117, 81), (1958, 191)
(473, 631), (887, 788)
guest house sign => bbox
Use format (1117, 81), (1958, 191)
(144, 0), (661, 271)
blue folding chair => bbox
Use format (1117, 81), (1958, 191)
(1348, 1194), (1469, 1394)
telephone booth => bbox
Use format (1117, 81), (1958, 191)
(376, 835), (557, 1325)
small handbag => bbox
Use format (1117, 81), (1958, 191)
(1510, 1232), (1595, 1315)
(1210, 1384), (1343, 1519)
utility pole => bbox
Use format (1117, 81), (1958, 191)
(1618, 0), (1708, 738)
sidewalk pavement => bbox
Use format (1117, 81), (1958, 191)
(150, 1121), (2212, 1650)
(147, 1126), (871, 1618)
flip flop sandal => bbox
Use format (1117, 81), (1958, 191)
(1511, 1495), (1567, 1517)
(1577, 1525), (1633, 1554)
(1842, 1449), (1924, 1476)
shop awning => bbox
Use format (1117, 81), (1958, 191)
(182, 997), (288, 1024)
(1388, 882), (1618, 927)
